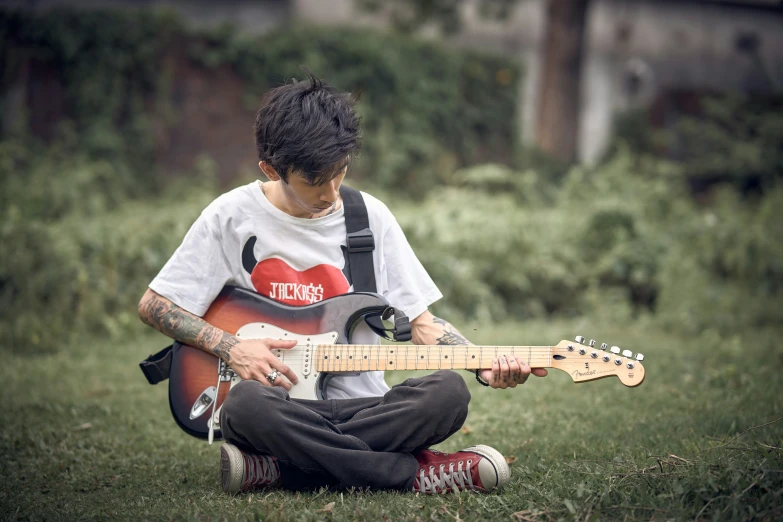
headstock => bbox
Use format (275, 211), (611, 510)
(551, 336), (645, 387)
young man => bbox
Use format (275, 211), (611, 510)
(138, 73), (546, 495)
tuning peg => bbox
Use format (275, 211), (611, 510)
(600, 343), (608, 351)
(610, 346), (620, 354)
(575, 336), (585, 344)
(588, 339), (596, 347)
(622, 349), (633, 358)
(635, 353), (645, 361)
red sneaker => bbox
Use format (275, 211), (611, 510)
(220, 443), (281, 494)
(413, 445), (510, 494)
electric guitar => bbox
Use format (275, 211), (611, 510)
(168, 286), (646, 440)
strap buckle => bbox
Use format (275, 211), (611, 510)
(347, 228), (375, 253)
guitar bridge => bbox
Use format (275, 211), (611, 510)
(219, 360), (234, 381)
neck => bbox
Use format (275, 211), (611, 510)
(313, 344), (554, 373)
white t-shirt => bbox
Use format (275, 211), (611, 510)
(150, 181), (442, 399)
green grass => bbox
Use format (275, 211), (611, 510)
(2, 319), (782, 521)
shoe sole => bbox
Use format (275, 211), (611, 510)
(220, 443), (244, 495)
(464, 444), (511, 490)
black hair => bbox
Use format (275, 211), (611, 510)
(254, 69), (361, 185)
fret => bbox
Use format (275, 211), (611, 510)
(337, 344), (342, 372)
(361, 344), (366, 372)
(362, 345), (366, 371)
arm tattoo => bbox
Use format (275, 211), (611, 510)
(139, 292), (238, 362)
(432, 316), (471, 345)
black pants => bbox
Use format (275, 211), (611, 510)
(219, 370), (471, 491)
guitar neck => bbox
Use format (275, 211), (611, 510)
(314, 345), (553, 372)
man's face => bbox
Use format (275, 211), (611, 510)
(280, 166), (347, 215)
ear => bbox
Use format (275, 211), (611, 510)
(259, 161), (281, 181)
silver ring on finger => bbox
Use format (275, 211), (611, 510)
(267, 369), (280, 384)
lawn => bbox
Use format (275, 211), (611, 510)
(1, 318), (781, 521)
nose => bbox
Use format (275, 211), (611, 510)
(321, 178), (340, 202)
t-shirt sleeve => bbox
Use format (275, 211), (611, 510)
(379, 216), (442, 321)
(149, 213), (232, 317)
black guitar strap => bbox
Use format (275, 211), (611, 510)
(340, 185), (411, 343)
(340, 185), (377, 293)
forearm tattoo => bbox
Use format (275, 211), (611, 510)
(432, 316), (471, 345)
(139, 293), (238, 362)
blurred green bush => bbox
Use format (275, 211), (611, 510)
(0, 134), (218, 352)
(399, 151), (782, 335)
(613, 94), (783, 194)
(2, 137), (780, 352)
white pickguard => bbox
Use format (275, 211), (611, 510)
(234, 323), (338, 400)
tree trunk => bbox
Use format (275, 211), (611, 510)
(536, 0), (589, 163)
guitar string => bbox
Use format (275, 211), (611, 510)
(278, 347), (559, 363)
(271, 344), (562, 371)
(261, 344), (628, 372)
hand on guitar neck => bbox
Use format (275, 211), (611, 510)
(138, 288), (299, 390)
(411, 311), (547, 389)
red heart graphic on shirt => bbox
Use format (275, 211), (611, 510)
(250, 257), (350, 306)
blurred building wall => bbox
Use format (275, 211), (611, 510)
(580, 0), (783, 163)
(295, 0), (783, 164)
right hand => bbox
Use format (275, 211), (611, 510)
(228, 338), (299, 390)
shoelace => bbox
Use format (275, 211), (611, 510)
(241, 454), (279, 490)
(415, 460), (475, 493)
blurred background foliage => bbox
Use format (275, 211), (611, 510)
(0, 7), (781, 353)
(614, 94), (783, 194)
